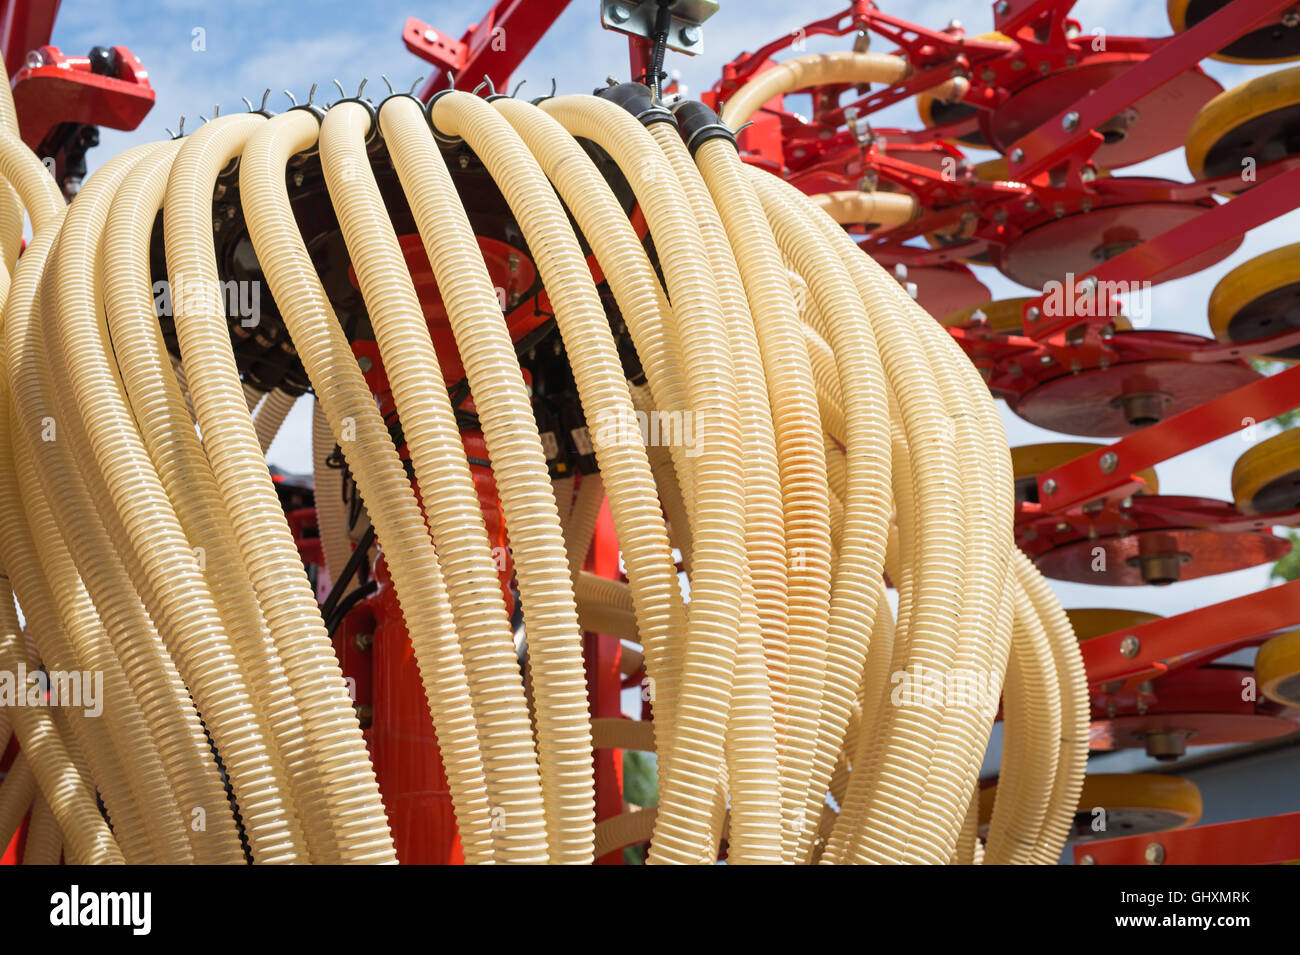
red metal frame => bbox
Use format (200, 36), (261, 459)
(1076, 810), (1300, 865)
(0, 0), (59, 81)
(405, 0), (574, 98)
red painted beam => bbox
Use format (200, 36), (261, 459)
(1006, 0), (1293, 181)
(1080, 578), (1300, 686)
(406, 0), (573, 100)
(1036, 363), (1300, 512)
(1076, 811), (1300, 865)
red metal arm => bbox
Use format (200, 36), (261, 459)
(1006, 0), (1294, 182)
(0, 0), (59, 81)
(1036, 363), (1300, 512)
(405, 0), (574, 99)
(1080, 578), (1300, 686)
(1076, 811), (1300, 865)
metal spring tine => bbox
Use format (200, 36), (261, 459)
(241, 95), (254, 112)
(178, 116), (186, 136)
(332, 78), (346, 101)
(357, 78), (367, 99)
(260, 89), (271, 112)
(213, 104), (220, 118)
(307, 82), (317, 106)
(549, 78), (557, 98)
(199, 114), (208, 125)
(381, 74), (394, 97)
(472, 78), (488, 96)
(164, 127), (174, 138)
(409, 76), (424, 95)
(510, 79), (527, 98)
(447, 71), (457, 91)
(733, 120), (755, 135)
(283, 89), (298, 107)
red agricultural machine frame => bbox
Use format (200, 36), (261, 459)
(4, 0), (1300, 865)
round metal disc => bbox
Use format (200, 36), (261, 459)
(1208, 242), (1300, 361)
(907, 265), (990, 319)
(1185, 64), (1300, 179)
(1033, 528), (1290, 586)
(987, 60), (1221, 169)
(1090, 712), (1295, 753)
(1231, 427), (1300, 513)
(1256, 630), (1300, 706)
(1011, 356), (1259, 437)
(996, 202), (1241, 291)
(1171, 0), (1300, 65)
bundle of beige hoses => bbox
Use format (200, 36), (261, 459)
(0, 46), (1086, 864)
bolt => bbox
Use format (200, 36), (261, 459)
(970, 308), (988, 325)
(1144, 842), (1165, 865)
(1039, 353), (1053, 366)
(947, 18), (963, 31)
(1054, 521), (1070, 533)
(292, 170), (304, 188)
(1100, 323), (1114, 341)
(680, 25), (701, 46)
(1100, 451), (1118, 474)
(608, 3), (631, 24)
(1063, 111), (1080, 132)
(1120, 635), (1140, 659)
(995, 0), (1010, 14)
(1042, 478), (1057, 495)
(353, 631), (374, 652)
(1285, 9), (1300, 28)
(1009, 148), (1025, 164)
(423, 29), (438, 43)
(1078, 855), (1096, 865)
(354, 703), (373, 730)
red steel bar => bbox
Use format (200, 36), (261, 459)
(1080, 578), (1300, 686)
(1036, 363), (1300, 511)
(1005, 0), (1293, 180)
(1076, 811), (1300, 865)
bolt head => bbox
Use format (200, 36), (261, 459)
(1144, 842), (1165, 865)
(1121, 635), (1140, 659)
(1009, 148), (1025, 164)
(1099, 450), (1118, 474)
(680, 25), (701, 45)
(1042, 478), (1057, 495)
(608, 3), (631, 24)
(1078, 855), (1095, 865)
(1063, 111), (1080, 132)
(995, 0), (1010, 14)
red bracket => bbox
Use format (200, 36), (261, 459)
(9, 44), (155, 150)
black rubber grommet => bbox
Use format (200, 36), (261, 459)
(425, 88), (464, 146)
(595, 82), (677, 127)
(671, 100), (736, 156)
(330, 97), (380, 143)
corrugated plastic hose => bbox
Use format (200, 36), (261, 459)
(0, 47), (1087, 862)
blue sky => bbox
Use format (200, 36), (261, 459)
(48, 0), (1300, 625)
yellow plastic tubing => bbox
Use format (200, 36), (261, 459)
(322, 100), (557, 862)
(810, 190), (917, 229)
(0, 585), (122, 863)
(693, 134), (836, 862)
(43, 136), (307, 864)
(96, 137), (345, 863)
(0, 133), (240, 864)
(161, 113), (395, 862)
(719, 52), (911, 127)
(238, 107), (498, 864)
(540, 94), (750, 864)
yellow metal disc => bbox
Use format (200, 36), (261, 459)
(1066, 608), (1163, 642)
(916, 32), (1011, 147)
(1231, 427), (1300, 514)
(1011, 443), (1158, 501)
(1169, 0), (1300, 65)
(1184, 64), (1300, 181)
(1207, 242), (1300, 362)
(979, 773), (1201, 840)
(1256, 629), (1300, 706)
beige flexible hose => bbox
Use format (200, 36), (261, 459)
(162, 112), (395, 863)
(238, 107), (498, 864)
(720, 52), (910, 127)
(810, 190), (917, 228)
